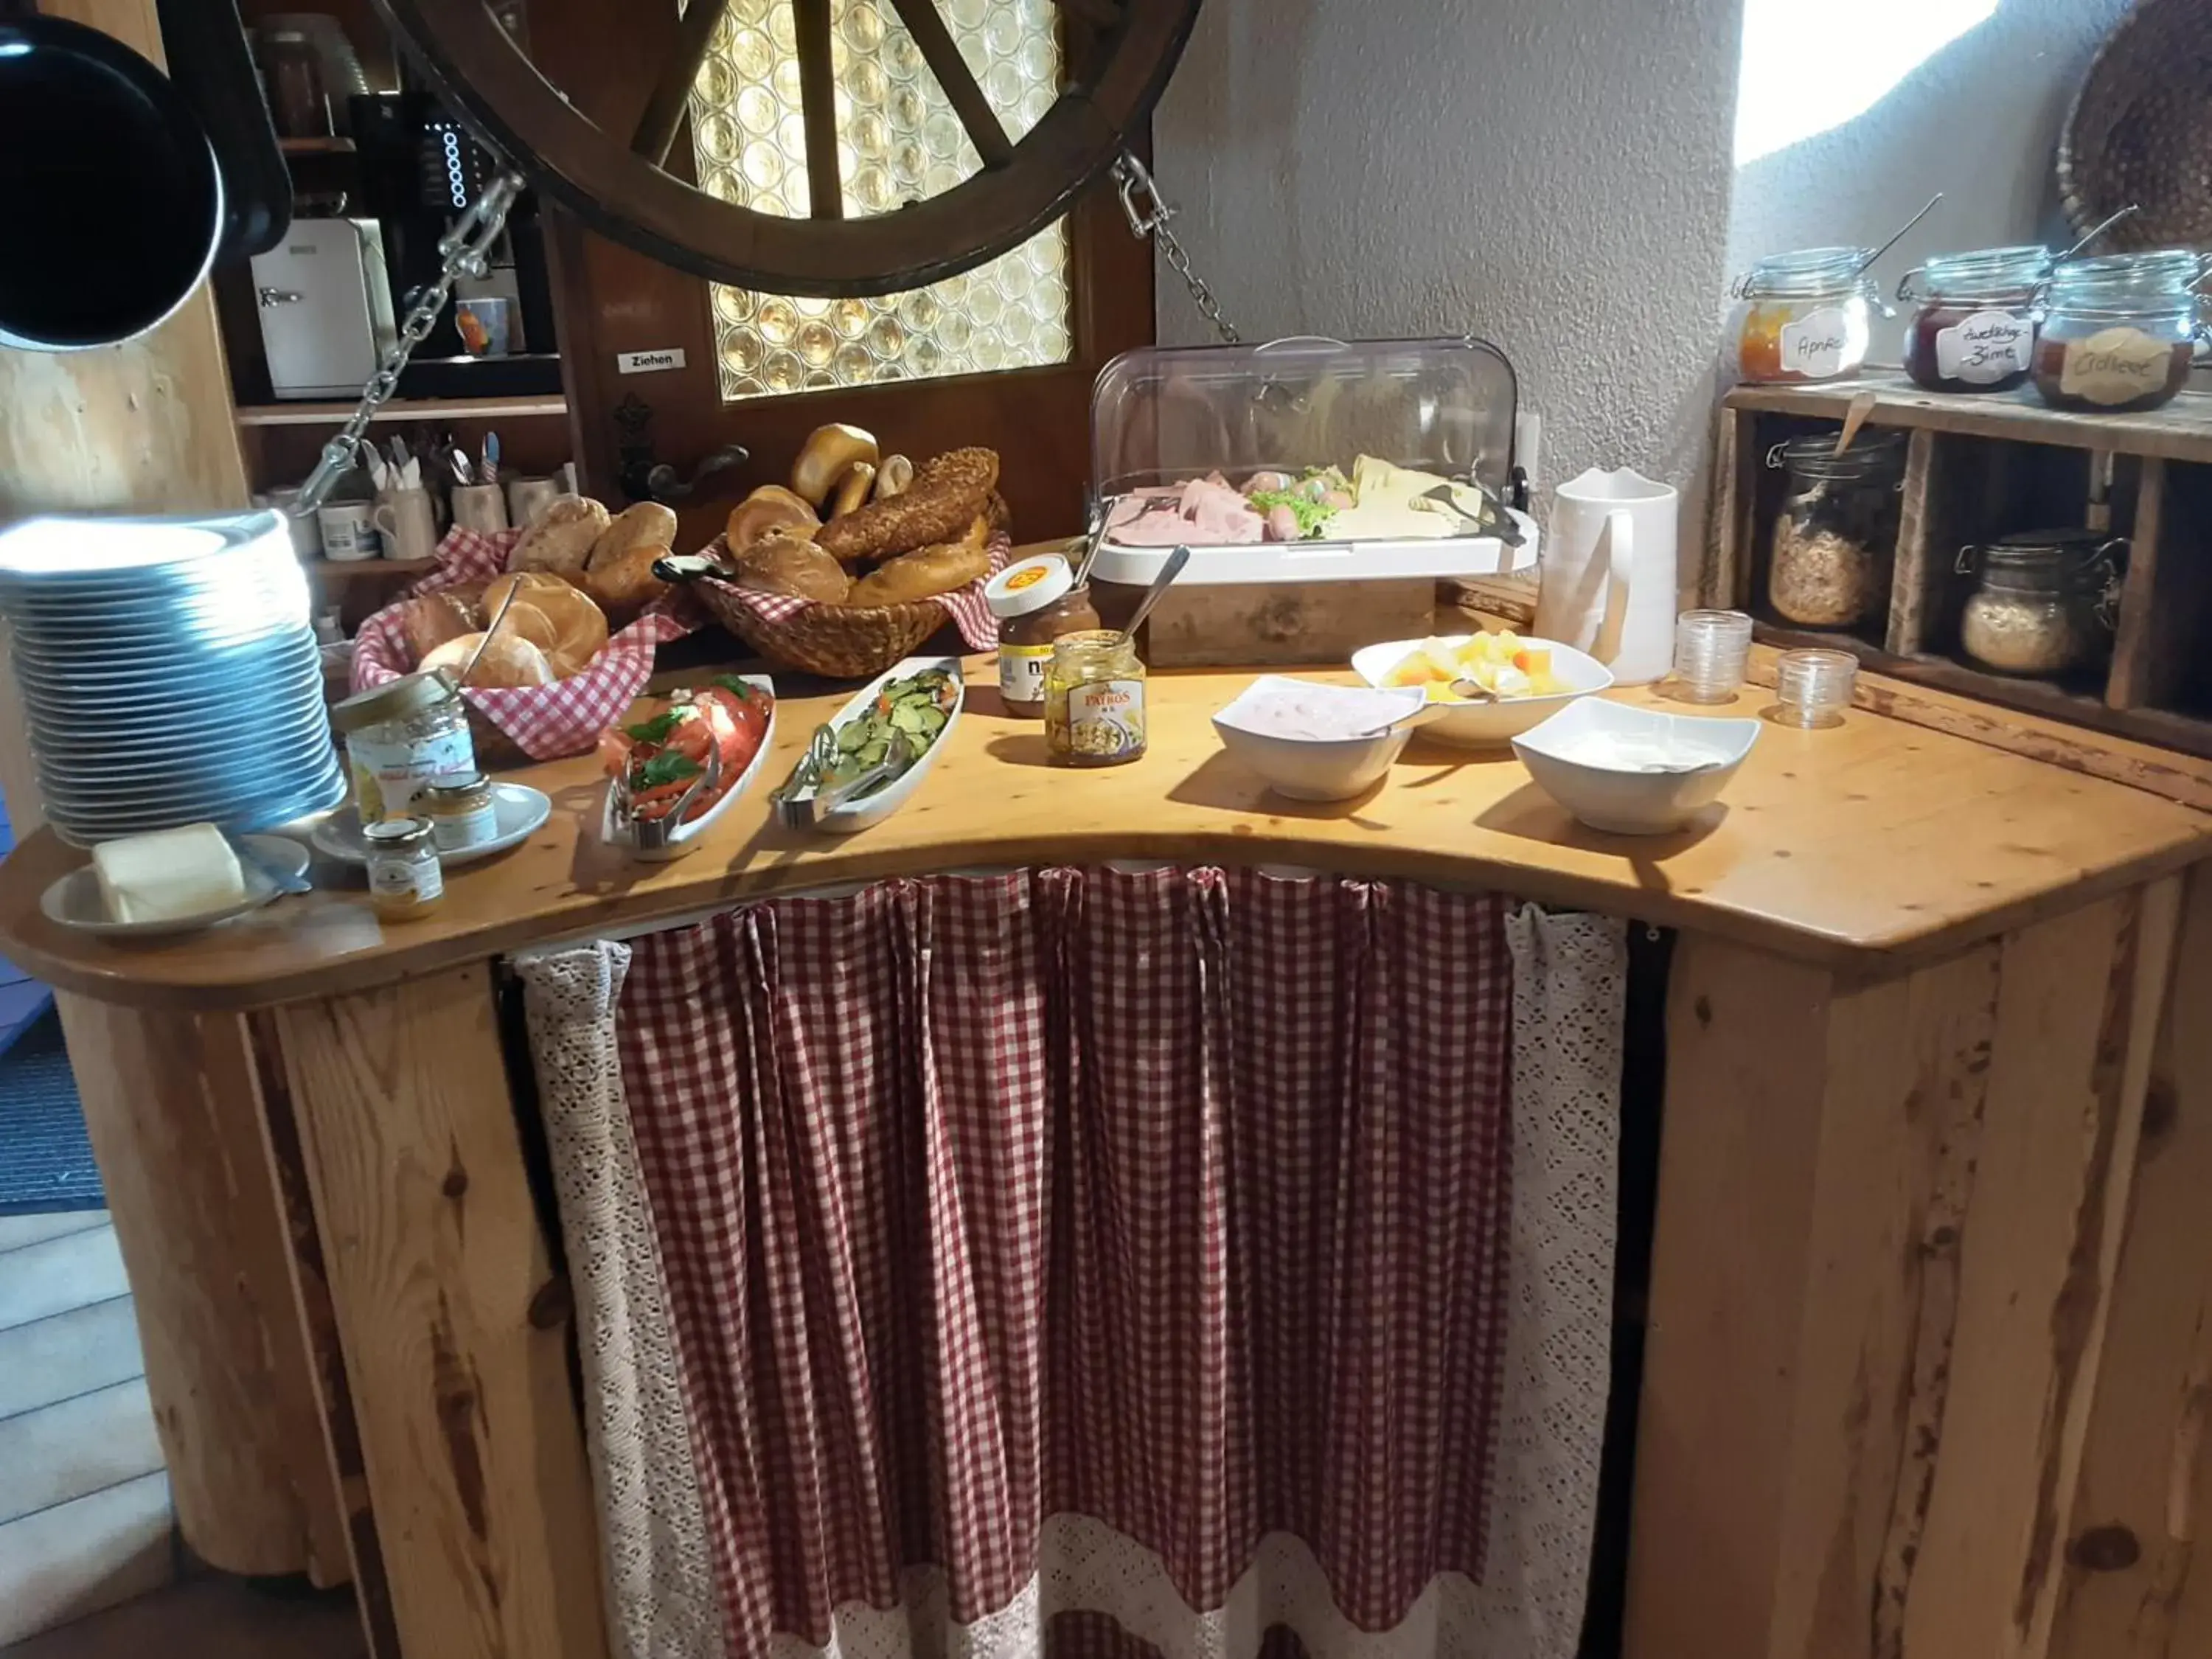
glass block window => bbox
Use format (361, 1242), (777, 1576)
(686, 0), (1074, 402)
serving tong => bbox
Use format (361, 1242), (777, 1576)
(772, 726), (914, 831)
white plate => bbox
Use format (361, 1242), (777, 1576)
(599, 675), (777, 862)
(1349, 634), (1613, 747)
(787, 656), (964, 835)
(312, 782), (552, 866)
(39, 833), (309, 939)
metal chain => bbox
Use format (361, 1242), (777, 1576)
(293, 170), (529, 512)
(1112, 150), (1239, 345)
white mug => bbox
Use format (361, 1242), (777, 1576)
(507, 476), (560, 528)
(372, 489), (439, 563)
(1536, 467), (1680, 686)
(317, 500), (380, 563)
(450, 482), (510, 535)
(254, 488), (323, 560)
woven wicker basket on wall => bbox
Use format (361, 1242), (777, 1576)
(687, 536), (945, 680)
(2060, 0), (2212, 252)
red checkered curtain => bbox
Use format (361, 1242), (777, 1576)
(520, 869), (1624, 1659)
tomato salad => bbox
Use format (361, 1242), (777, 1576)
(599, 678), (773, 823)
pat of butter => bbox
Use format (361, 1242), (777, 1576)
(91, 824), (247, 924)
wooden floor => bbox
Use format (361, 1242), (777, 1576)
(0, 1212), (170, 1645)
(0, 1574), (366, 1659)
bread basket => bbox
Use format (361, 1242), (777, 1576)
(2060, 0), (2212, 252)
(687, 532), (1009, 680)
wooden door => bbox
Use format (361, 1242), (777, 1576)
(527, 0), (1156, 551)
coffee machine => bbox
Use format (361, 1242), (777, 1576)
(346, 89), (560, 396)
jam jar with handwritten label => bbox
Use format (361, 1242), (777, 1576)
(2031, 251), (2206, 414)
(1898, 245), (2048, 393)
(1731, 247), (1882, 384)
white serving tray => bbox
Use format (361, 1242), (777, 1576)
(1089, 506), (1539, 587)
(599, 673), (777, 861)
(788, 656), (964, 835)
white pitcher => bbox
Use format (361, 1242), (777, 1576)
(1536, 467), (1678, 686)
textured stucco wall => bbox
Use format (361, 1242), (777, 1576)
(1148, 0), (1743, 514)
(1728, 0), (2130, 356)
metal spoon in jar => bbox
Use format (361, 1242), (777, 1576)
(1852, 193), (1944, 278)
(2059, 204), (2140, 263)
(1122, 543), (1192, 638)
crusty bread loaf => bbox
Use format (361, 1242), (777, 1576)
(587, 501), (678, 570)
(813, 447), (998, 564)
(841, 515), (992, 607)
(396, 593), (477, 665)
(731, 532), (849, 603)
(506, 495), (609, 575)
(481, 570), (608, 678)
(585, 543), (669, 616)
(726, 485), (819, 552)
(420, 630), (556, 688)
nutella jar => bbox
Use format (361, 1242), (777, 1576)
(986, 554), (1100, 717)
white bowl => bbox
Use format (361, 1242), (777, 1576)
(1350, 635), (1613, 747)
(1211, 676), (1427, 801)
(1511, 700), (1759, 835)
(801, 656), (964, 835)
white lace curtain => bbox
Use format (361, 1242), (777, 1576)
(518, 870), (1624, 1659)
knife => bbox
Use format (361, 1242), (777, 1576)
(225, 832), (311, 896)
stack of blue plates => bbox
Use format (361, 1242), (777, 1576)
(0, 512), (346, 846)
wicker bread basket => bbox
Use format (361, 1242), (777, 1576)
(689, 535), (950, 679)
(2060, 0), (2212, 252)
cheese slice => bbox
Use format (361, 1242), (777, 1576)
(91, 823), (248, 924)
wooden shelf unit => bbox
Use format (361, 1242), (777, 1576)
(1709, 373), (2212, 769)
(234, 394), (568, 428)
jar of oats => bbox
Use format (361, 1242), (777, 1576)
(1044, 629), (1147, 766)
(1957, 530), (2121, 680)
(1766, 431), (1907, 630)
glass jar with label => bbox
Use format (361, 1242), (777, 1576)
(331, 670), (477, 824)
(1897, 245), (2048, 392)
(423, 770), (499, 853)
(1765, 432), (1907, 629)
(986, 554), (1101, 717)
(363, 817), (445, 921)
(2031, 251), (2207, 413)
(1731, 247), (1883, 384)
(1956, 530), (2121, 679)
(1044, 629), (1147, 766)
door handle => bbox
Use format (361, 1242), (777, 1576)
(632, 444), (751, 506)
(257, 287), (304, 305)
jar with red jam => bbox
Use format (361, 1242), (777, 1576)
(2031, 251), (2207, 414)
(1730, 247), (1883, 385)
(1896, 245), (2048, 393)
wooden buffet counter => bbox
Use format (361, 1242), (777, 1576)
(4, 662), (2209, 1659)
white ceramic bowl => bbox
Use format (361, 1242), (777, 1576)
(1511, 699), (1760, 835)
(804, 655), (964, 834)
(1350, 634), (1613, 747)
(1211, 676), (1427, 801)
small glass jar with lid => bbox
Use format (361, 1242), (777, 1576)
(1764, 431), (1908, 629)
(2031, 251), (2207, 413)
(987, 554), (1102, 717)
(1044, 629), (1147, 765)
(1897, 245), (2049, 392)
(1956, 530), (2122, 679)
(331, 670), (476, 824)
(1731, 247), (1884, 384)
(364, 817), (445, 921)
(423, 769), (499, 854)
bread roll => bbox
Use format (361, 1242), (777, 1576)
(790, 422), (878, 507)
(732, 533), (849, 603)
(726, 485), (819, 552)
(420, 630), (556, 688)
(585, 543), (669, 615)
(496, 601), (560, 653)
(396, 593), (477, 664)
(506, 495), (609, 575)
(587, 501), (678, 571)
(482, 570), (608, 678)
(841, 519), (992, 607)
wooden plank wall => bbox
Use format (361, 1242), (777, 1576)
(1627, 869), (2210, 1659)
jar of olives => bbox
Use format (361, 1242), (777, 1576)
(1044, 630), (1147, 766)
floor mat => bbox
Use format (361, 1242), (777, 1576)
(0, 1006), (101, 1214)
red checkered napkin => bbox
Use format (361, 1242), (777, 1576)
(703, 532), (1011, 650)
(349, 526), (700, 762)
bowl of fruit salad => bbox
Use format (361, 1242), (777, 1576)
(1349, 630), (1613, 748)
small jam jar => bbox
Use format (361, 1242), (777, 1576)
(2031, 251), (2207, 413)
(986, 554), (1100, 717)
(1044, 629), (1147, 765)
(1897, 245), (2048, 392)
(423, 769), (499, 854)
(330, 670), (476, 823)
(1731, 247), (1883, 384)
(363, 816), (445, 921)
